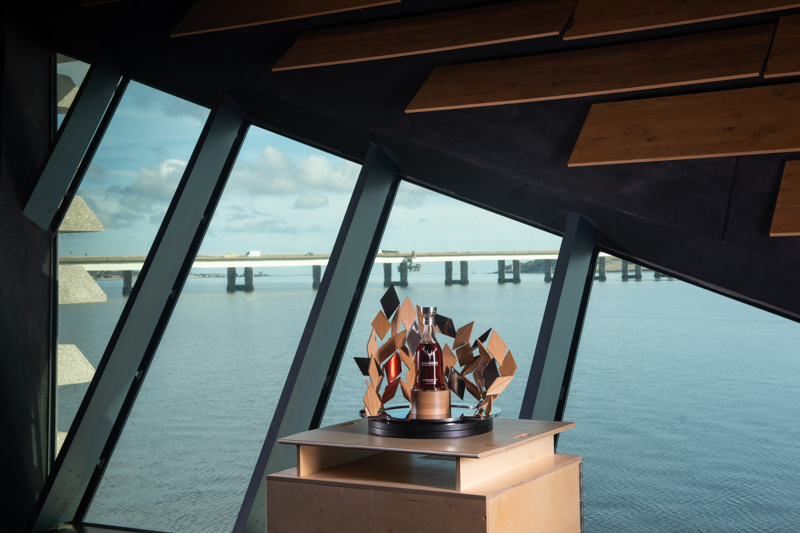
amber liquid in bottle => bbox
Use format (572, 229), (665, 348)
(414, 307), (446, 391)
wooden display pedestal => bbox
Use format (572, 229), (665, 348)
(267, 418), (582, 533)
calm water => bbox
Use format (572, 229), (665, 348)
(57, 268), (800, 532)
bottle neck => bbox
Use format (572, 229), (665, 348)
(422, 320), (435, 343)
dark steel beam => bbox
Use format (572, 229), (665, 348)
(51, 77), (130, 233)
(234, 144), (399, 533)
(24, 53), (123, 231)
(28, 95), (246, 532)
(520, 213), (607, 427)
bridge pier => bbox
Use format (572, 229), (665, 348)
(244, 267), (254, 292)
(597, 256), (606, 282)
(445, 261), (469, 285)
(227, 267), (237, 292)
(383, 262), (408, 287)
(227, 267), (254, 292)
(544, 259), (552, 283)
(621, 260), (629, 281)
(497, 260), (520, 284)
(122, 271), (133, 296)
(383, 263), (392, 287)
(313, 265), (322, 290)
(654, 271), (673, 281)
(634, 264), (642, 281)
(399, 261), (408, 287)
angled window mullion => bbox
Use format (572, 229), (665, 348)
(52, 76), (130, 233)
(519, 213), (606, 437)
(25, 53), (124, 232)
(234, 144), (400, 533)
(28, 95), (246, 532)
(73, 113), (250, 522)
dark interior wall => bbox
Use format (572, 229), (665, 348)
(0, 12), (53, 533)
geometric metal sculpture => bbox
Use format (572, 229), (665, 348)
(360, 286), (518, 418)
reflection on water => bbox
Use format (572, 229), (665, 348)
(59, 270), (800, 532)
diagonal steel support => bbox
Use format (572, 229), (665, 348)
(27, 96), (246, 532)
(520, 213), (607, 429)
(234, 144), (400, 533)
(24, 53), (124, 231)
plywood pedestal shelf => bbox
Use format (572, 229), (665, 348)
(267, 418), (582, 532)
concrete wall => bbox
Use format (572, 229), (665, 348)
(0, 12), (54, 532)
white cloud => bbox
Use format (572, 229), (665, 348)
(226, 146), (360, 196)
(129, 84), (208, 123)
(80, 159), (186, 228)
(293, 194), (329, 209)
(392, 182), (434, 209)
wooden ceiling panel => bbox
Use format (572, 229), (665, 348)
(770, 161), (800, 236)
(563, 0), (800, 40)
(764, 15), (800, 78)
(272, 0), (577, 71)
(569, 83), (800, 166)
(172, 0), (401, 37)
(406, 24), (775, 113)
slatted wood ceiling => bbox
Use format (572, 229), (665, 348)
(563, 0), (800, 40)
(406, 24), (775, 113)
(764, 15), (800, 78)
(770, 161), (800, 236)
(172, 0), (401, 38)
(272, 0), (577, 71)
(569, 83), (800, 166)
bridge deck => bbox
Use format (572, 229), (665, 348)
(59, 250), (576, 271)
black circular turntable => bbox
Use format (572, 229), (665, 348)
(362, 405), (499, 439)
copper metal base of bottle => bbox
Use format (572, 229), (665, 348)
(410, 389), (451, 419)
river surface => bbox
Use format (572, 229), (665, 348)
(57, 267), (800, 532)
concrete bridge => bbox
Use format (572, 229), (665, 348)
(59, 251), (669, 294)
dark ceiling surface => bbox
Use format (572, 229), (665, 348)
(15, 0), (800, 320)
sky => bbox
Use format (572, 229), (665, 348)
(58, 61), (562, 262)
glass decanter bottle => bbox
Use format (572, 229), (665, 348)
(414, 307), (446, 391)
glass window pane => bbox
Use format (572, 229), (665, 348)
(85, 126), (362, 532)
(322, 181), (562, 426)
(55, 54), (90, 130)
(558, 258), (800, 531)
(56, 82), (209, 457)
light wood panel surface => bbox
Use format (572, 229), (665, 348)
(563, 0), (800, 40)
(770, 161), (800, 236)
(297, 444), (379, 476)
(406, 25), (775, 113)
(272, 0), (578, 71)
(457, 435), (553, 490)
(764, 15), (800, 78)
(172, 0), (401, 38)
(267, 476), (487, 533)
(267, 482), (370, 533)
(366, 490), (487, 533)
(487, 461), (581, 532)
(270, 450), (582, 498)
(569, 83), (800, 166)
(278, 417), (575, 458)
